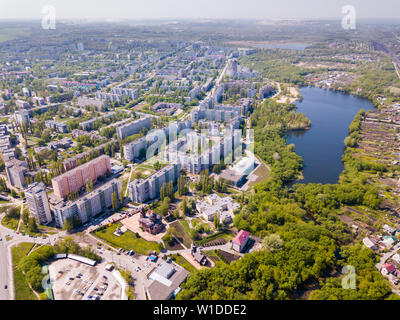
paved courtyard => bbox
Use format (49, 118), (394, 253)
(121, 213), (167, 242)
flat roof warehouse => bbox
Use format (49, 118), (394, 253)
(54, 253), (97, 266)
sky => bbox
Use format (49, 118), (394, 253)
(0, 0), (399, 21)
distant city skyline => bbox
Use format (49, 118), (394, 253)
(0, 0), (399, 21)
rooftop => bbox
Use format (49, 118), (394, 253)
(233, 230), (250, 246)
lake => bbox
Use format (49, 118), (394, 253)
(286, 86), (375, 184)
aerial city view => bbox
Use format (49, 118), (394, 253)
(1, 0), (400, 307)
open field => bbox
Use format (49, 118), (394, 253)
(168, 220), (193, 248)
(248, 157), (271, 188)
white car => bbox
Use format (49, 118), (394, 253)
(65, 281), (71, 285)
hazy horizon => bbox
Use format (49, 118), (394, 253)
(0, 0), (399, 21)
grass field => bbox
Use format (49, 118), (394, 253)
(248, 157), (271, 188)
(92, 223), (162, 255)
(168, 254), (197, 273)
(12, 242), (37, 300)
(1, 206), (20, 231)
(169, 220), (193, 248)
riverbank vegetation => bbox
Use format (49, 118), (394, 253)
(250, 99), (308, 183)
(178, 84), (396, 301)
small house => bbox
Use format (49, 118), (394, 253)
(382, 263), (396, 276)
(232, 230), (250, 253)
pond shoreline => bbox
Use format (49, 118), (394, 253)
(286, 86), (375, 185)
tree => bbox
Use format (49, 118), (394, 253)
(262, 234), (284, 251)
(22, 210), (30, 226)
(120, 192), (125, 206)
(164, 227), (175, 245)
(154, 161), (161, 171)
(28, 217), (39, 233)
(182, 196), (189, 216)
(63, 215), (82, 232)
(213, 212), (221, 229)
(111, 191), (118, 211)
(10, 189), (18, 198)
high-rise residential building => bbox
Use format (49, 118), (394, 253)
(63, 140), (115, 171)
(14, 109), (30, 125)
(128, 163), (181, 203)
(52, 155), (111, 200)
(25, 182), (52, 225)
(259, 84), (274, 99)
(51, 179), (121, 228)
(116, 116), (151, 140)
(123, 138), (147, 162)
(5, 158), (28, 188)
(164, 130), (241, 175)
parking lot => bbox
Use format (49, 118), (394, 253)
(48, 259), (122, 300)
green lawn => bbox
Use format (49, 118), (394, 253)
(180, 220), (191, 232)
(1, 206), (20, 231)
(169, 220), (193, 248)
(248, 157), (271, 188)
(92, 223), (162, 255)
(1, 216), (19, 231)
(168, 254), (197, 273)
(0, 205), (19, 230)
(12, 242), (37, 300)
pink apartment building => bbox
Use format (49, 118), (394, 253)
(52, 155), (111, 199)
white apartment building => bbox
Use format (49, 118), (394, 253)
(25, 182), (52, 225)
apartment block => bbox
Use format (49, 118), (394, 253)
(51, 179), (121, 228)
(52, 155), (111, 200)
(14, 109), (30, 125)
(111, 87), (139, 99)
(79, 112), (115, 130)
(5, 158), (28, 188)
(128, 163), (181, 203)
(25, 182), (52, 225)
(77, 97), (106, 111)
(123, 138), (147, 162)
(259, 84), (274, 98)
(116, 116), (151, 140)
(45, 120), (68, 133)
(164, 130), (242, 174)
(63, 140), (115, 171)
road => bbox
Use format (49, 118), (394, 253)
(0, 211), (61, 300)
(376, 242), (400, 271)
